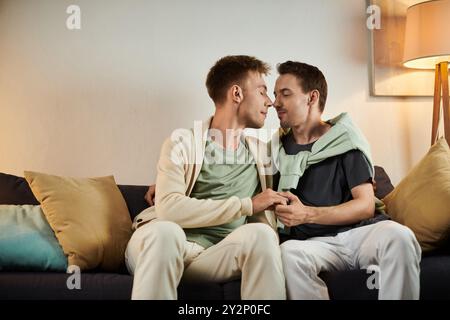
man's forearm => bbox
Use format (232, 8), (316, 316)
(156, 194), (253, 228)
(305, 197), (375, 225)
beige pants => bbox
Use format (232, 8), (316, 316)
(280, 220), (422, 300)
(125, 220), (286, 300)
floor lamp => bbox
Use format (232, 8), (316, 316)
(403, 0), (450, 146)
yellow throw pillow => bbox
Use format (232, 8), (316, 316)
(24, 171), (132, 271)
(383, 138), (450, 251)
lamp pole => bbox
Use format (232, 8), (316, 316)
(432, 61), (450, 146)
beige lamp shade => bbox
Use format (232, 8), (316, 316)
(403, 0), (450, 69)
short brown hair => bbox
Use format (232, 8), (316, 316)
(206, 55), (270, 104)
(277, 61), (328, 112)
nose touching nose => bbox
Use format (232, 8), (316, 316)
(265, 98), (273, 108)
(272, 97), (280, 109)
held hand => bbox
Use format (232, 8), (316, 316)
(251, 188), (289, 214)
(275, 191), (310, 227)
(144, 184), (156, 206)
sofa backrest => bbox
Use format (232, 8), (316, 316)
(116, 185), (149, 220)
(373, 166), (394, 199)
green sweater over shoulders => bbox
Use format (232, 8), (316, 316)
(276, 112), (374, 191)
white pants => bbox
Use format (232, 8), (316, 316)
(280, 220), (421, 300)
(125, 220), (286, 300)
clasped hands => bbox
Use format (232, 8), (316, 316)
(252, 189), (310, 227)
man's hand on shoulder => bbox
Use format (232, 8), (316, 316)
(145, 184), (156, 206)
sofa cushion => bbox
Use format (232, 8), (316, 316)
(222, 279), (241, 300)
(0, 272), (230, 300)
(320, 253), (450, 300)
(383, 138), (450, 251)
(1, 254), (448, 300)
(0, 205), (67, 271)
(0, 272), (133, 300)
(24, 171), (132, 272)
(419, 254), (450, 299)
(320, 269), (378, 300)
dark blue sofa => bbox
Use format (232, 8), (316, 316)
(0, 167), (449, 300)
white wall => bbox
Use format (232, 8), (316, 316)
(0, 0), (433, 185)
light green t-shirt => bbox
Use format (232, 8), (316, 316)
(185, 137), (261, 249)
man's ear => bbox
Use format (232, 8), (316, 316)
(231, 85), (243, 103)
(308, 90), (320, 107)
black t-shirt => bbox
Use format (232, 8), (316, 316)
(275, 131), (377, 240)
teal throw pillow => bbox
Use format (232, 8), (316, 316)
(0, 205), (67, 271)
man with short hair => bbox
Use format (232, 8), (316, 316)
(272, 61), (421, 300)
(125, 55), (287, 300)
